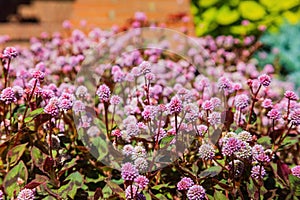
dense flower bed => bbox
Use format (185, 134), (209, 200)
(0, 13), (299, 200)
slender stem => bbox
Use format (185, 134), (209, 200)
(104, 102), (109, 137)
(48, 119), (53, 159)
(175, 113), (178, 134)
(21, 79), (38, 126)
(247, 84), (262, 129)
(154, 112), (163, 150)
(110, 105), (116, 133)
(4, 58), (11, 88)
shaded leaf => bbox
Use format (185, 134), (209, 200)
(199, 166), (222, 178)
(7, 143), (28, 166)
(3, 161), (28, 198)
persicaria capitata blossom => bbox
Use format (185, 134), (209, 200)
(96, 84), (111, 102)
(177, 177), (194, 190)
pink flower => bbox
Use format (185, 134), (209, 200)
(121, 162), (139, 180)
(217, 76), (232, 91)
(284, 91), (298, 101)
(262, 99), (273, 109)
(177, 177), (194, 190)
(0, 87), (16, 104)
(17, 188), (35, 200)
(110, 95), (121, 105)
(44, 102), (59, 117)
(2, 46), (18, 59)
(267, 109), (281, 120)
(202, 100), (213, 111)
(222, 137), (242, 156)
(168, 96), (182, 115)
(251, 166), (266, 179)
(134, 175), (149, 189)
(234, 94), (249, 110)
(96, 84), (111, 102)
(208, 112), (221, 126)
(258, 74), (271, 87)
(289, 109), (300, 126)
(138, 61), (151, 74)
(291, 165), (300, 178)
(187, 185), (206, 200)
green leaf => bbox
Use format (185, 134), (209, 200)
(198, 0), (219, 7)
(7, 143), (28, 166)
(199, 166), (222, 178)
(92, 136), (108, 161)
(239, 1), (266, 20)
(214, 190), (227, 200)
(216, 5), (240, 25)
(3, 161), (28, 198)
(154, 193), (168, 200)
(25, 108), (44, 122)
(159, 135), (175, 149)
(106, 180), (125, 199)
(143, 191), (152, 200)
(289, 174), (300, 196)
(257, 136), (271, 146)
(152, 183), (171, 190)
(58, 172), (84, 199)
(31, 146), (47, 172)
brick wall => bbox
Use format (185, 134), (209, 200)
(0, 0), (194, 44)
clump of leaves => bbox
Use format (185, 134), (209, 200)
(191, 0), (300, 36)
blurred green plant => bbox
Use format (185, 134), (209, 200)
(255, 22), (300, 89)
(191, 0), (300, 36)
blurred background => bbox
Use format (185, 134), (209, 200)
(0, 0), (299, 85)
(0, 0), (194, 43)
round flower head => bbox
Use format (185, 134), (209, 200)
(258, 74), (271, 87)
(134, 157), (148, 172)
(251, 165), (266, 179)
(122, 144), (134, 156)
(217, 76), (232, 91)
(291, 165), (300, 178)
(96, 84), (111, 102)
(2, 46), (18, 59)
(75, 85), (88, 98)
(17, 188), (35, 200)
(0, 190), (3, 200)
(44, 101), (59, 117)
(0, 87), (16, 104)
(284, 91), (298, 101)
(134, 175), (149, 189)
(187, 185), (206, 200)
(202, 100), (213, 111)
(73, 100), (85, 114)
(289, 109), (300, 126)
(267, 109), (281, 120)
(199, 144), (215, 160)
(31, 69), (45, 81)
(208, 112), (221, 126)
(121, 162), (139, 180)
(222, 137), (242, 156)
(168, 96), (182, 115)
(235, 94), (249, 110)
(237, 131), (252, 142)
(139, 61), (151, 74)
(177, 177), (194, 190)
(110, 95), (121, 105)
(262, 98), (273, 109)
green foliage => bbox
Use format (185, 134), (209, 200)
(191, 0), (300, 36)
(255, 22), (300, 88)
